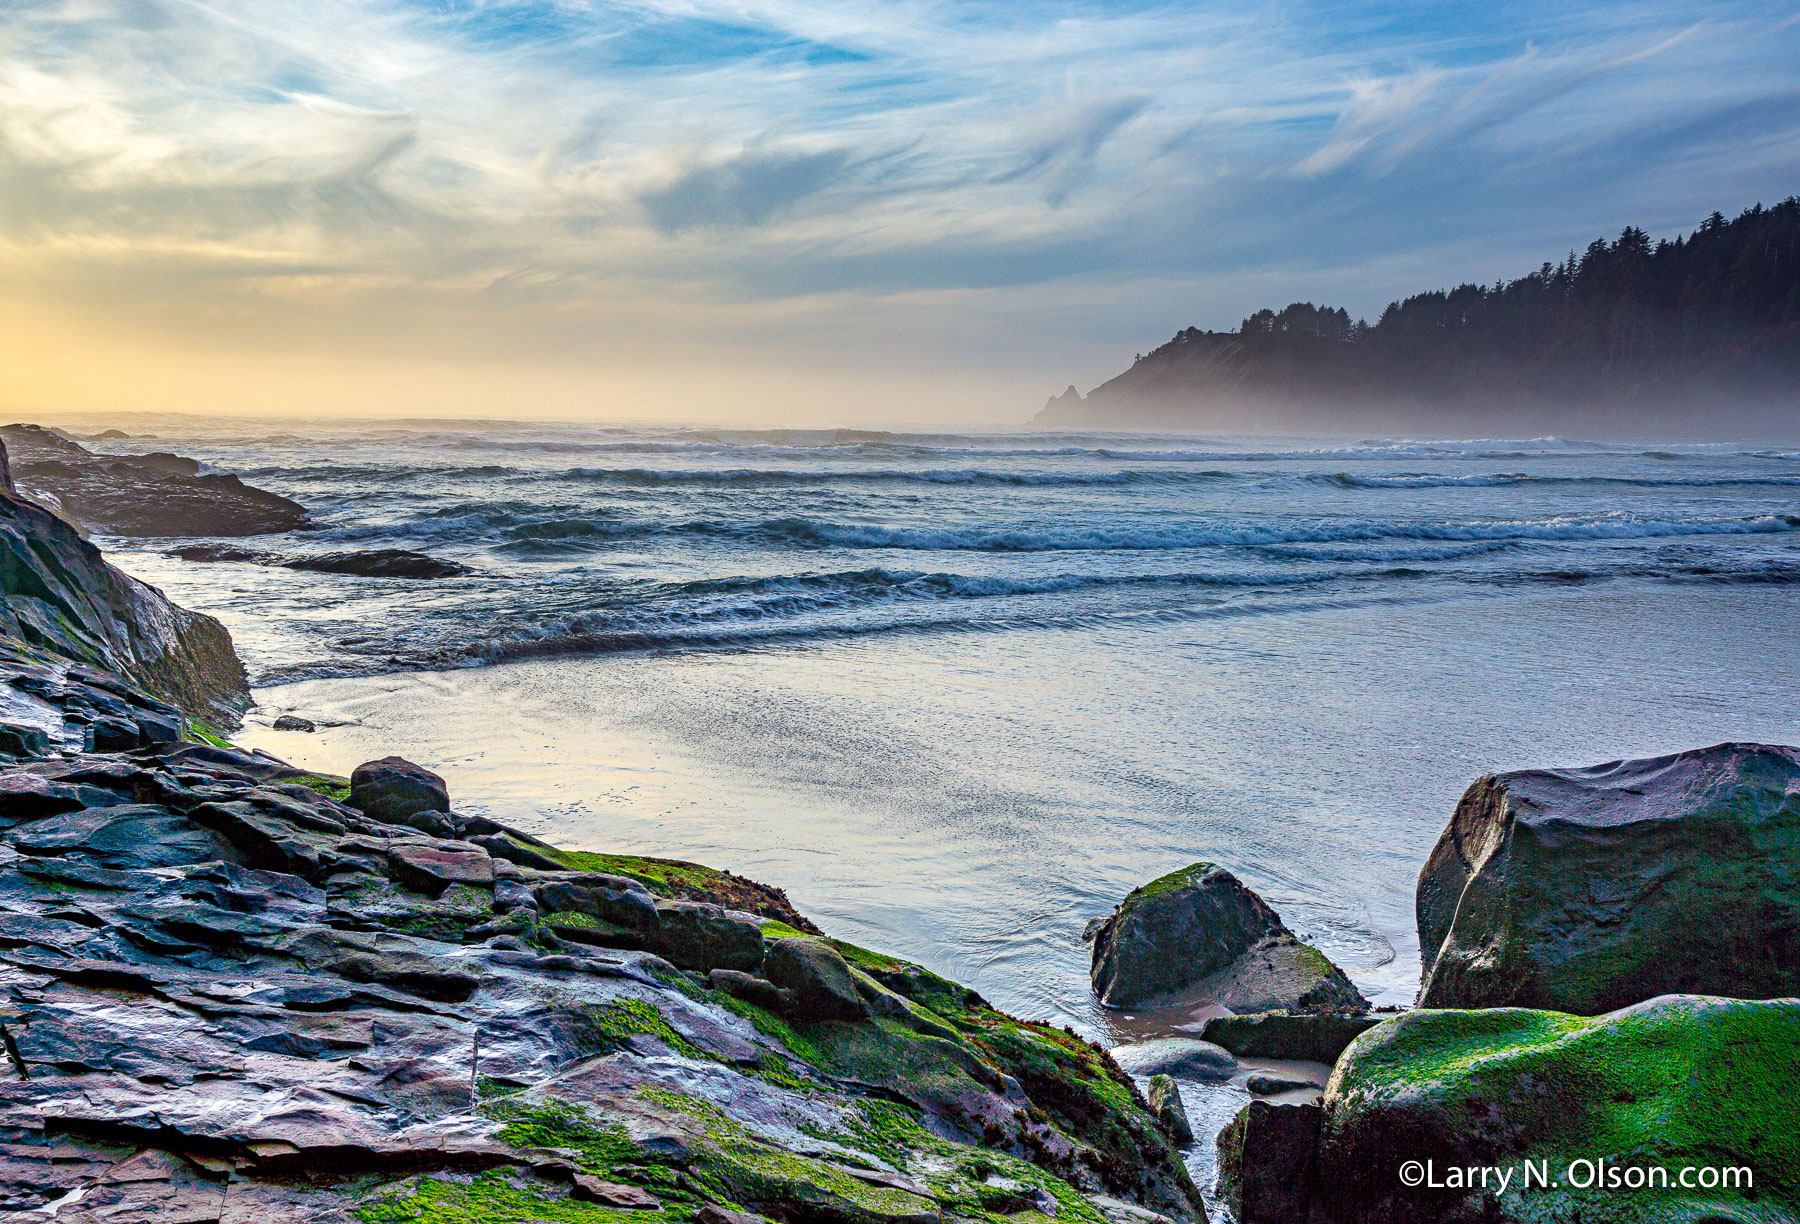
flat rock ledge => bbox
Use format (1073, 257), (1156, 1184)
(0, 739), (1206, 1224)
(1, 425), (308, 538)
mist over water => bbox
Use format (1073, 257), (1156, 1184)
(92, 419), (1800, 1030)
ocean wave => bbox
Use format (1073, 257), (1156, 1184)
(712, 512), (1800, 552)
(1317, 471), (1800, 490)
(554, 466), (1237, 488)
(318, 509), (1800, 554)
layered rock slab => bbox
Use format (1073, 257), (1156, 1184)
(0, 739), (1206, 1223)
(1, 424), (308, 538)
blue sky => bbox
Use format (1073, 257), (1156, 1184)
(1, 0), (1796, 421)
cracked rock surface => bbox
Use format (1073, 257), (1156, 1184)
(0, 739), (1205, 1224)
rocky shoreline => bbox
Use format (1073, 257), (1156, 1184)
(0, 431), (1796, 1223)
(0, 438), (1201, 1222)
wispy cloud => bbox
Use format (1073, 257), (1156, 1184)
(1, 0), (1797, 418)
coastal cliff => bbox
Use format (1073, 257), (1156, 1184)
(1040, 197), (1800, 435)
(0, 444), (1202, 1222)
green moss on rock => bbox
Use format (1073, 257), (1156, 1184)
(539, 848), (818, 933)
(283, 772), (352, 801)
(1314, 995), (1800, 1222)
(357, 1169), (667, 1224)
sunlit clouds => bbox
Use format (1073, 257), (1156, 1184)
(1, 0), (1796, 422)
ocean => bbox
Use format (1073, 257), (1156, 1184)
(91, 418), (1800, 1036)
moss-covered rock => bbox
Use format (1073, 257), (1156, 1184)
(540, 847), (819, 934)
(1303, 995), (1800, 1223)
(1416, 743), (1800, 1013)
(1089, 861), (1365, 1012)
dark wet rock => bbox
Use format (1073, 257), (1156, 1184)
(1109, 1037), (1237, 1082)
(1246, 1072), (1322, 1096)
(1199, 1011), (1385, 1065)
(535, 873), (660, 947)
(0, 481), (247, 726)
(1091, 862), (1367, 1013)
(271, 714), (316, 732)
(764, 937), (871, 1022)
(1417, 742), (1800, 1013)
(468, 830), (565, 871)
(1217, 1100), (1320, 1224)
(285, 549), (471, 579)
(1, 423), (308, 537)
(348, 756), (449, 825)
(1146, 1074), (1193, 1146)
(9, 804), (239, 869)
(650, 899), (764, 972)
(0, 723), (49, 757)
(172, 545), (470, 580)
(696, 1207), (775, 1224)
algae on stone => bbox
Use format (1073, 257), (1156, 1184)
(1312, 995), (1800, 1223)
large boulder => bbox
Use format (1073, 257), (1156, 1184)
(1089, 862), (1366, 1011)
(1417, 743), (1800, 1013)
(0, 471), (248, 727)
(348, 756), (450, 826)
(651, 900), (765, 972)
(1289, 996), (1799, 1223)
(764, 937), (870, 1022)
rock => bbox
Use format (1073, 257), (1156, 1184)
(1199, 1012), (1384, 1065)
(1109, 1037), (1237, 1082)
(271, 715), (316, 732)
(0, 723), (49, 756)
(1307, 995), (1799, 1222)
(471, 831), (565, 872)
(0, 518), (1209, 1224)
(1146, 1074), (1193, 1146)
(571, 1174), (661, 1208)
(695, 1207), (775, 1224)
(1090, 863), (1366, 1012)
(1245, 1073), (1321, 1096)
(348, 756), (450, 824)
(0, 480), (248, 725)
(651, 900), (764, 972)
(386, 842), (495, 896)
(1417, 742), (1800, 1013)
(763, 937), (870, 1022)
(0, 423), (308, 537)
(708, 969), (791, 1013)
(536, 873), (660, 943)
(1217, 1100), (1320, 1224)
(284, 549), (471, 579)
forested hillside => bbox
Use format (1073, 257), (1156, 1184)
(1043, 199), (1800, 435)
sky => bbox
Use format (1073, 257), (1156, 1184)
(1, 0), (1797, 425)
